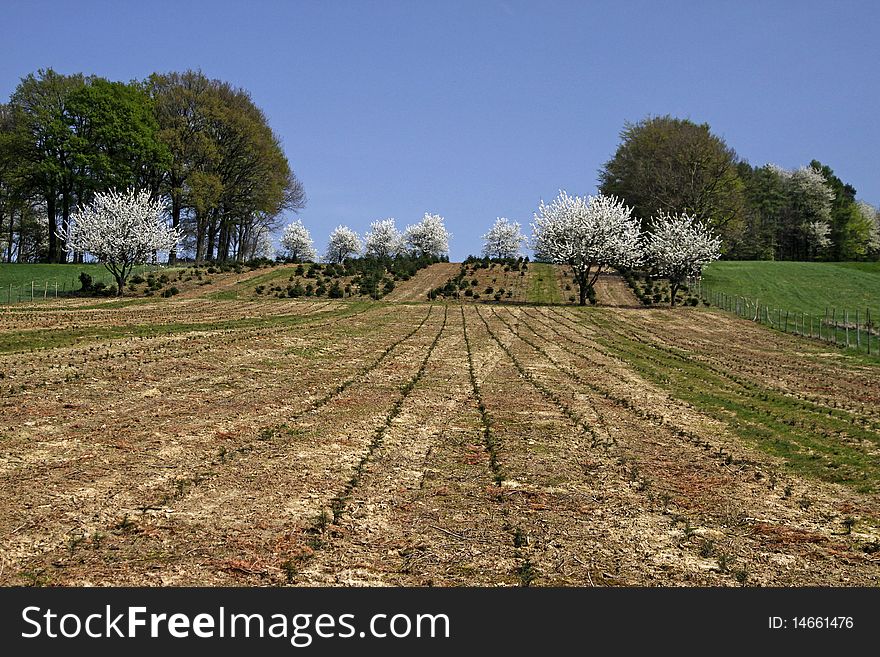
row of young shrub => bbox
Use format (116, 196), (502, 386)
(258, 254), (440, 300)
(429, 257), (527, 301)
(619, 267), (703, 306)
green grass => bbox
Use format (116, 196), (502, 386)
(527, 264), (563, 304)
(585, 312), (880, 494)
(702, 261), (880, 320)
(0, 262), (167, 303)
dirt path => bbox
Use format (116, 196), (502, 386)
(593, 272), (639, 307)
(384, 262), (459, 302)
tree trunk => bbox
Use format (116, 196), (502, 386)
(206, 218), (217, 262)
(670, 281), (680, 306)
(6, 206), (13, 263)
(46, 194), (58, 263)
(168, 187), (181, 265)
(60, 187), (71, 263)
(576, 271), (588, 306)
(195, 212), (207, 264)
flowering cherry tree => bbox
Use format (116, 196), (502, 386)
(63, 188), (180, 296)
(364, 218), (402, 258)
(805, 220), (832, 253)
(279, 220), (317, 262)
(644, 211), (721, 306)
(324, 225), (361, 263)
(402, 213), (451, 258)
(481, 217), (525, 259)
(531, 191), (641, 305)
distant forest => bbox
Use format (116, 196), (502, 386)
(0, 69), (304, 264)
(599, 115), (879, 262)
(1, 71), (877, 265)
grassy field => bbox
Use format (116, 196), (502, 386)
(702, 261), (880, 319)
(0, 262), (170, 302)
(527, 263), (563, 304)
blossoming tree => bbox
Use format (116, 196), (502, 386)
(364, 218), (402, 258)
(279, 219), (317, 262)
(481, 217), (525, 259)
(402, 213), (451, 258)
(531, 191), (641, 305)
(63, 188), (180, 296)
(324, 225), (361, 263)
(644, 211), (721, 305)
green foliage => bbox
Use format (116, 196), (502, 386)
(599, 115), (745, 246)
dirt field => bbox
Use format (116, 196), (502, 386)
(1, 291), (878, 586)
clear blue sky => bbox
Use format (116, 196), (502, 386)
(2, 0), (878, 260)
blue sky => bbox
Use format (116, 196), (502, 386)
(2, 0), (878, 259)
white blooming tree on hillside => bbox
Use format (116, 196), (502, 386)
(769, 164), (834, 258)
(402, 213), (451, 258)
(481, 217), (525, 259)
(364, 218), (402, 258)
(324, 225), (361, 263)
(856, 200), (880, 256)
(644, 211), (721, 306)
(279, 219), (317, 262)
(531, 191), (641, 305)
(63, 188), (180, 296)
(805, 220), (832, 253)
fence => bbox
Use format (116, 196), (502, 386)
(699, 284), (878, 356)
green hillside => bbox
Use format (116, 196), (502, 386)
(702, 261), (880, 320)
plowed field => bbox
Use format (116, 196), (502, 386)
(1, 293), (877, 586)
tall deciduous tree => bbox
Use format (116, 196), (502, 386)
(64, 188), (179, 295)
(599, 115), (744, 246)
(481, 217), (525, 259)
(532, 191), (642, 305)
(149, 71), (305, 264)
(8, 69), (87, 262)
(644, 211), (721, 305)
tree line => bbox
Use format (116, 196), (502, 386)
(0, 69), (303, 264)
(599, 115), (880, 261)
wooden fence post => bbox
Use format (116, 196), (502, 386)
(856, 309), (861, 350)
(845, 310), (849, 348)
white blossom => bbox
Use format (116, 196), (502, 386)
(770, 164), (834, 223)
(364, 218), (402, 258)
(402, 213), (451, 258)
(252, 230), (276, 260)
(805, 220), (832, 251)
(531, 191), (641, 305)
(63, 188), (180, 296)
(279, 220), (317, 262)
(324, 225), (361, 263)
(857, 201), (880, 254)
(481, 217), (525, 259)
(644, 211), (721, 305)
